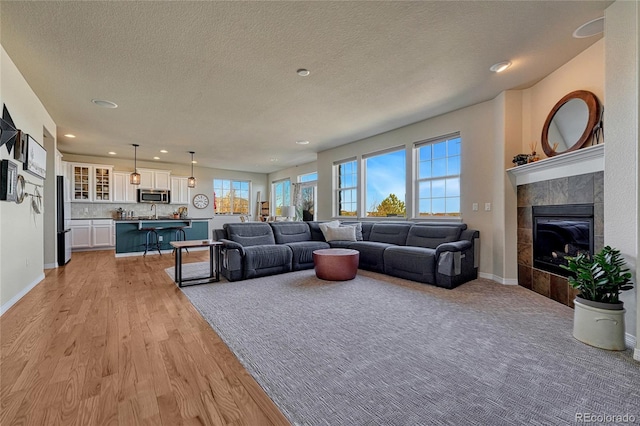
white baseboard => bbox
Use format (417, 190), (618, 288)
(479, 272), (518, 285)
(634, 348), (640, 362)
(44, 262), (58, 270)
(0, 273), (45, 316)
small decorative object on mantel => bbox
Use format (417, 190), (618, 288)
(512, 154), (530, 166)
(528, 141), (540, 163)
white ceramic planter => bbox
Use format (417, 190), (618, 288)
(573, 298), (626, 351)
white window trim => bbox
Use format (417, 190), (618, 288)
(213, 178), (252, 215)
(413, 132), (462, 220)
(333, 158), (358, 218)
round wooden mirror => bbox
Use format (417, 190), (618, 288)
(541, 90), (602, 157)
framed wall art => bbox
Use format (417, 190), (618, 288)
(1, 159), (18, 202)
(13, 131), (27, 163)
(23, 134), (46, 179)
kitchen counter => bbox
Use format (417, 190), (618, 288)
(114, 217), (211, 222)
(115, 219), (209, 256)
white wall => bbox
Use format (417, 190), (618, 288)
(522, 40), (605, 157)
(0, 47), (57, 311)
(604, 1), (639, 345)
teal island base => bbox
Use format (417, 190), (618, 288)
(115, 219), (209, 256)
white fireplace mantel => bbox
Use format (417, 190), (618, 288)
(506, 144), (604, 186)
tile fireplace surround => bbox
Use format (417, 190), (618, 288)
(508, 145), (604, 308)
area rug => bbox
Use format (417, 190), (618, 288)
(165, 264), (640, 425)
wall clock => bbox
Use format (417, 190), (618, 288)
(193, 193), (209, 209)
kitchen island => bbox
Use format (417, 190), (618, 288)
(115, 218), (209, 256)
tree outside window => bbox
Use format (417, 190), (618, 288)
(365, 149), (406, 217)
(214, 179), (250, 214)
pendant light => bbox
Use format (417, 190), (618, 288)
(130, 144), (141, 185)
(188, 151), (196, 188)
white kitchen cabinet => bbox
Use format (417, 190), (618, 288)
(138, 168), (171, 190)
(113, 172), (138, 203)
(92, 219), (114, 247)
(154, 170), (171, 190)
(70, 163), (113, 202)
(71, 219), (114, 249)
(70, 220), (92, 248)
(170, 176), (190, 204)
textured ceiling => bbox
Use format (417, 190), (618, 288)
(1, 1), (610, 173)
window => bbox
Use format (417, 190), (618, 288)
(364, 148), (406, 217)
(213, 179), (251, 214)
(299, 172), (317, 183)
(272, 179), (291, 216)
(415, 133), (461, 217)
(335, 160), (357, 216)
(298, 172), (317, 221)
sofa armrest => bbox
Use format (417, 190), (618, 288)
(435, 240), (472, 257)
(220, 239), (246, 256)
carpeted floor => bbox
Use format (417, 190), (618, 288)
(165, 263), (640, 425)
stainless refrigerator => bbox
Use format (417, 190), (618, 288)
(57, 175), (72, 266)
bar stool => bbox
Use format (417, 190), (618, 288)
(141, 227), (162, 256)
(172, 226), (189, 255)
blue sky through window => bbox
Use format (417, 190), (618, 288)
(366, 150), (406, 212)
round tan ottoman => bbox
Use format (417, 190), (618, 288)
(313, 248), (360, 281)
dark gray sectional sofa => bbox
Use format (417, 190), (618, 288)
(215, 221), (479, 289)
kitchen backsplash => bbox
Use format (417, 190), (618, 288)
(71, 203), (188, 219)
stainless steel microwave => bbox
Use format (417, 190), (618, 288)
(137, 189), (170, 204)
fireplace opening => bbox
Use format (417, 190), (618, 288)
(532, 204), (594, 277)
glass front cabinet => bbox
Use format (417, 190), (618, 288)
(71, 163), (113, 202)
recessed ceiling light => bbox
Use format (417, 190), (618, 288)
(297, 69), (310, 77)
(108, 151), (116, 155)
(160, 149), (168, 153)
(296, 140), (310, 145)
(489, 61), (512, 73)
(64, 134), (76, 138)
(573, 16), (604, 38)
(91, 99), (118, 108)
(270, 158), (279, 162)
(153, 156), (160, 160)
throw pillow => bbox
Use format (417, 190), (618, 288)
(319, 220), (340, 240)
(341, 222), (363, 241)
(323, 225), (357, 242)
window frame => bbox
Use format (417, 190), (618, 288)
(272, 178), (291, 217)
(213, 178), (252, 215)
(414, 132), (462, 219)
(334, 158), (358, 217)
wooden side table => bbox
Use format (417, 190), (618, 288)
(169, 240), (223, 287)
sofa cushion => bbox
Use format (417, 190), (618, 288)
(224, 223), (276, 246)
(406, 223), (467, 249)
(270, 222), (312, 244)
(318, 220), (340, 239)
(383, 246), (437, 284)
(307, 221), (327, 241)
(368, 222), (412, 245)
(323, 226), (357, 242)
(339, 221), (363, 241)
(347, 241), (395, 273)
(243, 245), (293, 278)
(286, 241), (331, 270)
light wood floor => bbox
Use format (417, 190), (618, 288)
(1, 250), (290, 426)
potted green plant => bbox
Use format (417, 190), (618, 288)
(562, 246), (634, 350)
